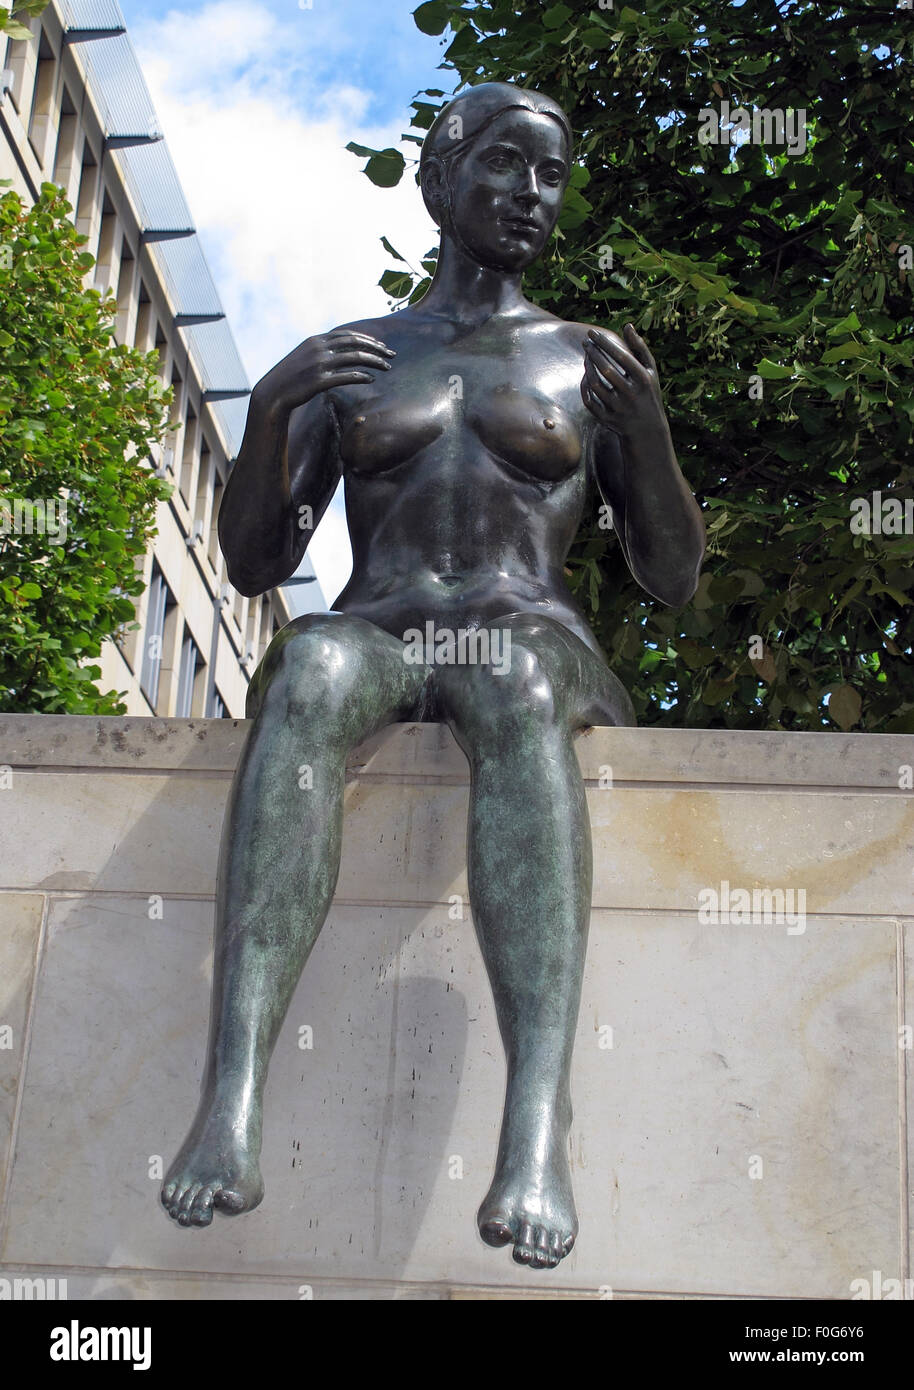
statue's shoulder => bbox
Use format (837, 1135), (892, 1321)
(558, 318), (626, 350)
(328, 313), (397, 339)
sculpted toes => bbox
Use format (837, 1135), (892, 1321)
(530, 1228), (552, 1269)
(513, 1221), (536, 1265)
(190, 1186), (216, 1226)
(479, 1215), (513, 1247)
(214, 1186), (247, 1214)
(175, 1182), (201, 1225)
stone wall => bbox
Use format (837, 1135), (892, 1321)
(0, 715), (911, 1300)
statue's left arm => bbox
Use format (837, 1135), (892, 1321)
(581, 324), (705, 607)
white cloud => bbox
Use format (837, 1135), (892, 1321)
(131, 1), (438, 605)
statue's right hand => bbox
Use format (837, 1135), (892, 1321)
(251, 330), (396, 417)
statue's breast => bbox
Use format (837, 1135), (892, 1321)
(339, 399), (445, 476)
(467, 384), (582, 483)
(338, 380), (582, 485)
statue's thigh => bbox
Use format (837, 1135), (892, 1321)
(245, 611), (426, 728)
(435, 613), (620, 744)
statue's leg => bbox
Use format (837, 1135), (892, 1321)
(161, 613), (427, 1228)
(438, 614), (626, 1269)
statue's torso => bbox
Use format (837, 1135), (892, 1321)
(325, 304), (610, 658)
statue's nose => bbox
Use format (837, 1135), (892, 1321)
(514, 170), (542, 207)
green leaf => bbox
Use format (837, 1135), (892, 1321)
(379, 269), (414, 297)
(828, 684), (862, 731)
(363, 149), (405, 188)
(827, 310), (861, 336)
(822, 342), (865, 363)
(413, 1), (449, 35)
(755, 359), (794, 379)
(543, 3), (573, 29)
(380, 236), (407, 263)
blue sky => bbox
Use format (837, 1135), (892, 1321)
(119, 0), (450, 129)
(114, 1), (456, 602)
(119, 0), (449, 131)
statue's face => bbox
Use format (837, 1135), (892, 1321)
(445, 108), (569, 271)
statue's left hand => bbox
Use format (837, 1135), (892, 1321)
(580, 324), (668, 441)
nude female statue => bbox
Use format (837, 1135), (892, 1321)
(161, 82), (705, 1270)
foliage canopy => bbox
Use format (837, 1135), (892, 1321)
(0, 185), (171, 713)
(0, 2), (49, 42)
(353, 0), (913, 731)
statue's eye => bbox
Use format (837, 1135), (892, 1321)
(488, 155), (511, 172)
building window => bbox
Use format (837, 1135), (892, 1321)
(75, 148), (100, 252)
(4, 33), (31, 113)
(180, 401), (198, 505)
(134, 285), (152, 351)
(27, 32), (57, 169)
(244, 595), (261, 668)
(207, 687), (227, 719)
(52, 87), (78, 188)
(258, 599), (273, 662)
(208, 467), (223, 573)
(175, 629), (202, 718)
(155, 323), (168, 387)
(140, 561), (174, 710)
(115, 238), (135, 343)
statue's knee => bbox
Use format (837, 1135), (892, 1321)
(256, 614), (364, 719)
(446, 639), (559, 744)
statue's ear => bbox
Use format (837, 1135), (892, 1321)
(420, 154), (449, 225)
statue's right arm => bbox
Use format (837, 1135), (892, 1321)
(218, 330), (395, 595)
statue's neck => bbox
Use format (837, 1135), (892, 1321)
(417, 235), (526, 326)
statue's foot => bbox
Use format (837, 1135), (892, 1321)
(477, 1131), (577, 1269)
(161, 1115), (263, 1228)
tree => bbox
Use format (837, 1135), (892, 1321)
(351, 0), (913, 731)
(0, 184), (171, 713)
(1, 3), (49, 41)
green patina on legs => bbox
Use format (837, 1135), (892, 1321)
(161, 80), (704, 1268)
(162, 612), (628, 1265)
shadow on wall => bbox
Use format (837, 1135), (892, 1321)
(0, 721), (481, 1290)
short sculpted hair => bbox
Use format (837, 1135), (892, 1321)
(420, 81), (573, 225)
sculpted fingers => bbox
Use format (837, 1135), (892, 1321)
(583, 350), (623, 410)
(325, 330), (396, 358)
(317, 370), (377, 387)
(293, 332), (397, 399)
(622, 321), (657, 372)
(580, 374), (604, 422)
(253, 328), (395, 412)
(322, 349), (393, 372)
(586, 329), (643, 392)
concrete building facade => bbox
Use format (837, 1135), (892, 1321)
(0, 0), (324, 718)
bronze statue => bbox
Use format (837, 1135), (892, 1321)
(161, 82), (705, 1270)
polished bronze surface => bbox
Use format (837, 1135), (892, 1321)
(162, 82), (705, 1269)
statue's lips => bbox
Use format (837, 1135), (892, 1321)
(498, 218), (541, 236)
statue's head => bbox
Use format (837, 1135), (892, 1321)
(420, 81), (573, 272)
